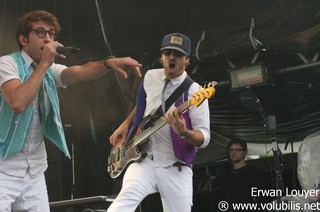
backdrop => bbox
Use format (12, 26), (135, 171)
(1, 0), (320, 204)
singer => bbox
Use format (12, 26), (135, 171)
(0, 10), (141, 212)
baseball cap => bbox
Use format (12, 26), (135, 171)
(160, 33), (191, 56)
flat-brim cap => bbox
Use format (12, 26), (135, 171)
(160, 33), (191, 56)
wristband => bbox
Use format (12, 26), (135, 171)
(104, 56), (115, 70)
(180, 130), (189, 139)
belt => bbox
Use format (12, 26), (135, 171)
(146, 155), (190, 171)
(173, 162), (191, 171)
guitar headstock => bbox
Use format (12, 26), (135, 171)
(191, 81), (217, 107)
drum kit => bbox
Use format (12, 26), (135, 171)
(276, 129), (320, 212)
(297, 130), (320, 201)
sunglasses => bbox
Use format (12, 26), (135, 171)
(162, 49), (185, 57)
(228, 148), (244, 153)
(30, 27), (58, 39)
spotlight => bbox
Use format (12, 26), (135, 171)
(228, 63), (268, 91)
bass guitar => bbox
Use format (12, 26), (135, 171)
(107, 81), (216, 179)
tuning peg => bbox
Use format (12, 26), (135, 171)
(208, 81), (217, 87)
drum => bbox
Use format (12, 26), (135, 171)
(297, 129), (320, 202)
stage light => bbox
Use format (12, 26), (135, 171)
(228, 63), (268, 91)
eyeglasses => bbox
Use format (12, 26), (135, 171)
(228, 148), (244, 153)
(30, 27), (58, 39)
(162, 49), (185, 57)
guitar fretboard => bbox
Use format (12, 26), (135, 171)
(132, 98), (193, 146)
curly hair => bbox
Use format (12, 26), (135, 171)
(16, 10), (61, 50)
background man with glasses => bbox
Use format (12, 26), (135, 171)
(108, 33), (210, 212)
(0, 10), (141, 212)
(219, 138), (268, 211)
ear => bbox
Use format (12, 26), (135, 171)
(18, 34), (27, 46)
(186, 56), (190, 63)
(159, 55), (164, 63)
(245, 150), (248, 156)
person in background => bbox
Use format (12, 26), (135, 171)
(0, 10), (141, 212)
(108, 32), (211, 212)
(220, 138), (267, 212)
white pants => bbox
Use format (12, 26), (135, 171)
(107, 157), (193, 212)
(0, 171), (50, 212)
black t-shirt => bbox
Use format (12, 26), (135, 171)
(220, 164), (267, 211)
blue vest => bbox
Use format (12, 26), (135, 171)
(0, 52), (70, 159)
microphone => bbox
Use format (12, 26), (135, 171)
(56, 46), (80, 54)
(268, 115), (276, 137)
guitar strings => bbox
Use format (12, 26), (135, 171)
(109, 98), (193, 162)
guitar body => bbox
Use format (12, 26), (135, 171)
(108, 115), (157, 179)
(107, 82), (216, 179)
(108, 143), (147, 179)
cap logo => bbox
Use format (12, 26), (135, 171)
(170, 36), (183, 45)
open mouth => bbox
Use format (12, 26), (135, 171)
(169, 62), (175, 69)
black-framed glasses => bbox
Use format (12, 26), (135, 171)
(162, 49), (185, 57)
(30, 27), (58, 39)
(228, 148), (244, 153)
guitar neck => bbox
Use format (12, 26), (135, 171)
(133, 99), (192, 146)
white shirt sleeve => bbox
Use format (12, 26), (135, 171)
(50, 63), (68, 88)
(0, 55), (20, 87)
(188, 82), (211, 148)
(0, 54), (68, 89)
